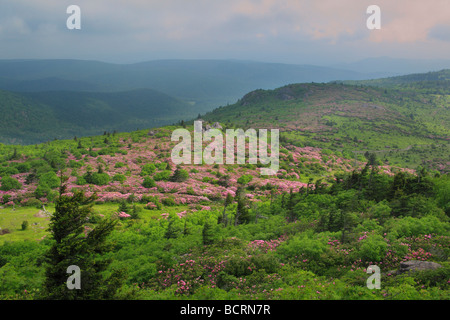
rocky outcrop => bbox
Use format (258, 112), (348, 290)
(388, 260), (443, 276)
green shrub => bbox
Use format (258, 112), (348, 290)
(0, 166), (19, 176)
(141, 163), (156, 176)
(23, 198), (43, 208)
(113, 174), (127, 183)
(156, 162), (167, 170)
(386, 216), (448, 238)
(358, 234), (388, 263)
(0, 176), (22, 191)
(277, 232), (328, 261)
(237, 174), (253, 185)
(170, 168), (189, 182)
(90, 172), (110, 186)
(161, 196), (176, 206)
(75, 176), (87, 185)
(153, 170), (172, 181)
(142, 177), (156, 188)
(15, 162), (31, 173)
(34, 185), (51, 199)
(68, 160), (83, 169)
(21, 221), (29, 231)
(115, 162), (126, 168)
(39, 171), (60, 189)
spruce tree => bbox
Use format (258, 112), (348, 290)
(222, 193), (234, 227)
(41, 186), (125, 299)
(118, 200), (129, 214)
(202, 221), (214, 245)
(234, 186), (250, 225)
(164, 215), (178, 239)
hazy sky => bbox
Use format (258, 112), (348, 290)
(1, 0), (450, 65)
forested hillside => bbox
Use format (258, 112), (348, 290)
(0, 89), (193, 144)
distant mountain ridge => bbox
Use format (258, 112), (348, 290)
(0, 88), (192, 145)
(0, 59), (395, 112)
(331, 57), (450, 75)
(335, 69), (450, 93)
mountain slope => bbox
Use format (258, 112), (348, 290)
(337, 69), (450, 94)
(331, 57), (450, 75)
(0, 88), (193, 145)
(203, 82), (449, 172)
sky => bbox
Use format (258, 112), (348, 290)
(1, 0), (450, 66)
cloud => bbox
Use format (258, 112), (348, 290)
(0, 0), (449, 63)
(0, 16), (31, 37)
(429, 24), (450, 42)
(367, 0), (450, 43)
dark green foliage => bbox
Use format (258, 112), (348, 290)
(38, 171), (60, 189)
(170, 167), (189, 182)
(0, 166), (19, 177)
(21, 220), (29, 231)
(113, 174), (126, 183)
(0, 176), (22, 191)
(41, 189), (124, 300)
(0, 88), (194, 145)
(161, 196), (176, 206)
(153, 170), (172, 181)
(118, 200), (130, 214)
(14, 162), (31, 173)
(237, 174), (253, 185)
(142, 177), (156, 188)
(202, 221), (215, 245)
(165, 216), (180, 240)
(234, 186), (251, 225)
(140, 163), (156, 176)
(34, 185), (54, 200)
(83, 171), (110, 186)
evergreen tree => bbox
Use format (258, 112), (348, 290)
(130, 204), (141, 219)
(10, 148), (20, 160)
(41, 187), (125, 299)
(221, 193), (234, 227)
(170, 167), (189, 182)
(118, 200), (129, 214)
(234, 186), (250, 225)
(183, 220), (190, 236)
(164, 216), (178, 239)
(202, 221), (214, 245)
(286, 188), (297, 222)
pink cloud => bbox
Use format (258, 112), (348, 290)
(369, 0), (450, 43)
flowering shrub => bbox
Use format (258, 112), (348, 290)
(247, 238), (284, 253)
(151, 256), (226, 295)
(117, 211), (131, 219)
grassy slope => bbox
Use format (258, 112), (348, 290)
(339, 69), (450, 93)
(203, 82), (449, 172)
